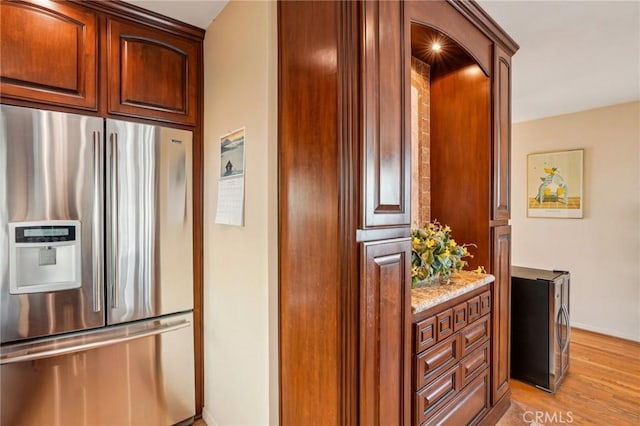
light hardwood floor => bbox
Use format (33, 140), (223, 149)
(193, 328), (640, 426)
(509, 327), (640, 425)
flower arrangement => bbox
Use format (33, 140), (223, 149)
(411, 221), (475, 287)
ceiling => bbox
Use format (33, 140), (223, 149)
(123, 0), (227, 30)
(126, 1), (639, 123)
(478, 0), (640, 122)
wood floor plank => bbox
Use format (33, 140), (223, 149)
(192, 328), (640, 425)
(510, 328), (640, 426)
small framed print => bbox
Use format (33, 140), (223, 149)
(527, 149), (584, 218)
(220, 128), (245, 179)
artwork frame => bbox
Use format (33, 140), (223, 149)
(527, 149), (584, 218)
(219, 127), (245, 179)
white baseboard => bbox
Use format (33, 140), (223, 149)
(572, 322), (640, 342)
(202, 407), (218, 426)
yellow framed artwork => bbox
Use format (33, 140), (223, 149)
(527, 149), (584, 218)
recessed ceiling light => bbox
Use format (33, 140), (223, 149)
(432, 42), (442, 52)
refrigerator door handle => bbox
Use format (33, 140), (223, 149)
(0, 318), (190, 365)
(556, 305), (570, 351)
(92, 131), (103, 313)
(110, 132), (119, 309)
(560, 305), (570, 351)
(556, 309), (563, 348)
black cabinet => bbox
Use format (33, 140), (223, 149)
(511, 266), (570, 393)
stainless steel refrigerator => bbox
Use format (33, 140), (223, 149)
(0, 104), (195, 425)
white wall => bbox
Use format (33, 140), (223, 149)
(511, 101), (640, 341)
(202, 1), (278, 424)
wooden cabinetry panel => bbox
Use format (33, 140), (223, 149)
(412, 287), (493, 425)
(461, 314), (490, 357)
(107, 19), (198, 125)
(0, 0), (97, 109)
(453, 302), (468, 332)
(461, 341), (490, 387)
(467, 296), (481, 324)
(493, 46), (512, 221)
(429, 370), (490, 426)
(361, 239), (411, 425)
(480, 290), (491, 316)
(415, 333), (460, 389)
(279, 2), (342, 423)
(415, 365), (460, 425)
(436, 309), (454, 341)
(363, 0), (409, 228)
(415, 316), (436, 353)
(491, 225), (511, 403)
(430, 61), (492, 271)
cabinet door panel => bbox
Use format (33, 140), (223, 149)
(108, 19), (198, 125)
(0, 0), (97, 109)
(491, 225), (511, 403)
(493, 46), (512, 220)
(361, 239), (411, 425)
(363, 0), (409, 228)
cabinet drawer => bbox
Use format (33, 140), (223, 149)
(436, 309), (454, 341)
(460, 341), (490, 388)
(428, 370), (490, 426)
(415, 333), (460, 390)
(480, 290), (491, 316)
(414, 365), (460, 425)
(461, 314), (490, 357)
(453, 302), (468, 332)
(467, 295), (481, 324)
(415, 316), (437, 353)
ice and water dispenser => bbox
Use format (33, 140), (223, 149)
(9, 221), (82, 294)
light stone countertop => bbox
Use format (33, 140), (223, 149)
(411, 271), (495, 314)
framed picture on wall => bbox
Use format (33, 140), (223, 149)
(220, 127), (245, 179)
(527, 149), (584, 218)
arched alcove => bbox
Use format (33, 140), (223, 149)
(410, 22), (492, 270)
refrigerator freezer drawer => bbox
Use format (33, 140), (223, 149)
(0, 312), (195, 426)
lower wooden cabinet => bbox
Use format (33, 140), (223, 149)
(413, 288), (491, 425)
(491, 225), (512, 404)
(428, 370), (491, 426)
(361, 239), (412, 425)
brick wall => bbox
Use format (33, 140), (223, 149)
(410, 57), (431, 227)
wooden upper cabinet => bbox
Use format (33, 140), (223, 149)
(493, 46), (512, 221)
(362, 0), (410, 229)
(0, 0), (97, 110)
(107, 19), (198, 125)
